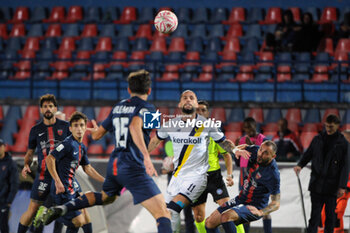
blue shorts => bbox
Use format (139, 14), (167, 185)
(54, 191), (82, 226)
(217, 199), (261, 224)
(102, 157), (161, 204)
(30, 176), (52, 202)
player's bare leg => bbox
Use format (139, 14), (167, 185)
(18, 199), (42, 232)
(167, 194), (191, 232)
(192, 203), (206, 233)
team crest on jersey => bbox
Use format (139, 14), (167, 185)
(57, 129), (63, 136)
(255, 172), (261, 179)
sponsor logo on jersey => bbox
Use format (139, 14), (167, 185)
(172, 137), (202, 144)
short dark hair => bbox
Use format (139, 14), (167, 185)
(325, 114), (340, 125)
(69, 111), (88, 126)
(127, 69), (151, 95)
(243, 117), (256, 126)
(39, 94), (57, 107)
(263, 140), (277, 154)
(198, 100), (209, 109)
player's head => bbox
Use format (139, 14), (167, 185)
(39, 94), (58, 120)
(197, 100), (209, 118)
(257, 140), (277, 165)
(278, 118), (288, 132)
(325, 114), (340, 135)
(178, 90), (198, 115)
(243, 117), (257, 137)
(69, 111), (88, 142)
(127, 69), (151, 96)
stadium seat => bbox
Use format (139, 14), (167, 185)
(114, 37), (129, 52)
(289, 7), (301, 22)
(13, 60), (31, 80)
(224, 24), (243, 39)
(248, 108), (264, 123)
(170, 24), (189, 39)
(27, 24), (44, 37)
(44, 6), (65, 23)
(311, 65), (329, 82)
(210, 107), (226, 123)
(22, 37), (40, 52)
(210, 7), (228, 23)
(300, 131), (318, 151)
(192, 7), (209, 23)
(102, 7), (119, 23)
(208, 24), (225, 38)
(132, 38), (149, 52)
(236, 65), (254, 82)
(110, 51), (127, 67)
(88, 144), (104, 155)
(0, 7), (12, 23)
(99, 24), (116, 38)
(29, 7), (47, 23)
(303, 108), (321, 123)
(0, 106), (22, 146)
(195, 64), (214, 82)
(190, 24), (207, 39)
(262, 7), (282, 24)
(265, 108), (282, 123)
(322, 109), (340, 123)
(45, 24), (62, 38)
(332, 51), (348, 69)
(305, 7), (320, 21)
(242, 38), (259, 53)
(262, 123), (279, 138)
(23, 105), (40, 121)
(317, 38), (334, 55)
(159, 64), (179, 81)
(12, 119), (36, 153)
(58, 37), (76, 52)
(225, 131), (242, 143)
(225, 122), (243, 132)
(129, 51), (146, 66)
(205, 38), (222, 54)
(342, 109), (350, 124)
(64, 6), (83, 23)
(63, 23), (80, 38)
(320, 7), (338, 23)
(8, 7), (29, 23)
(96, 106), (112, 123)
(150, 37), (167, 54)
(81, 24), (98, 38)
(83, 6), (101, 23)
(335, 39), (350, 53)
(277, 66), (292, 82)
(0, 24), (8, 39)
(176, 7), (191, 23)
(168, 37), (186, 53)
(243, 24), (262, 39)
(136, 7), (154, 24)
(288, 121), (300, 136)
(246, 7), (264, 23)
(188, 37), (204, 53)
(133, 24), (153, 40)
(118, 24), (134, 38)
(77, 37), (94, 52)
(41, 37), (58, 51)
(95, 37), (112, 52)
(223, 7), (245, 24)
(257, 52), (274, 67)
(115, 6), (137, 24)
(302, 123), (318, 132)
(221, 37), (240, 54)
(9, 23), (26, 37)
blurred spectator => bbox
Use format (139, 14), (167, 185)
(275, 10), (299, 51)
(294, 13), (321, 52)
(338, 12), (350, 39)
(0, 138), (19, 233)
(294, 114), (349, 233)
(273, 118), (302, 162)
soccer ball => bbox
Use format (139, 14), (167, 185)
(154, 10), (178, 34)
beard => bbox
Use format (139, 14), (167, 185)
(182, 106), (195, 114)
(43, 112), (54, 120)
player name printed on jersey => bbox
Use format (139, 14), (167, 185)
(162, 118), (222, 128)
(112, 106), (136, 114)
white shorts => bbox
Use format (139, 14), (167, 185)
(165, 173), (207, 203)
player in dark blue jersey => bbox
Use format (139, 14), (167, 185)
(39, 70), (172, 233)
(205, 140), (281, 233)
(18, 94), (71, 233)
(41, 111), (104, 232)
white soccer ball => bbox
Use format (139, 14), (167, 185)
(154, 10), (178, 34)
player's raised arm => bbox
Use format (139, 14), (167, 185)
(218, 139), (251, 160)
(129, 115), (157, 177)
(87, 119), (108, 141)
(82, 164), (105, 183)
(46, 154), (65, 194)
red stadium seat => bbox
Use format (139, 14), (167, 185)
(23, 37), (40, 51)
(335, 39), (350, 53)
(322, 109), (340, 123)
(288, 122), (300, 137)
(63, 106), (77, 119)
(168, 37), (186, 53)
(13, 61), (31, 80)
(133, 24), (153, 40)
(58, 37), (76, 52)
(210, 107), (226, 123)
(289, 7), (301, 22)
(10, 24), (26, 37)
(302, 123), (319, 132)
(223, 7), (245, 24)
(88, 144), (104, 155)
(221, 37), (240, 54)
(195, 65), (214, 82)
(159, 64), (179, 81)
(9, 7), (29, 23)
(300, 131), (318, 150)
(225, 131), (242, 143)
(218, 52), (237, 68)
(262, 7), (282, 24)
(12, 120), (36, 153)
(105, 144), (115, 155)
(97, 106), (113, 123)
(311, 65), (329, 82)
(224, 24), (243, 39)
(262, 123), (279, 138)
(248, 108), (264, 123)
(81, 24), (98, 38)
(317, 38), (334, 55)
(257, 52), (274, 67)
(236, 65), (254, 82)
(129, 51), (146, 66)
(93, 63), (106, 80)
(110, 51), (128, 67)
(75, 51), (91, 65)
(64, 6), (83, 23)
(225, 122), (243, 132)
(23, 105), (40, 121)
(320, 7), (337, 23)
(0, 24), (8, 39)
(150, 37), (167, 54)
(45, 24), (62, 38)
(95, 37), (112, 52)
(44, 7), (65, 23)
(115, 6), (137, 24)
(184, 51), (200, 65)
(153, 29), (170, 39)
(286, 108), (301, 124)
(332, 51), (349, 69)
(277, 66), (291, 82)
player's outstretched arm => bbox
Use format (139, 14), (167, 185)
(46, 155), (65, 194)
(148, 136), (162, 153)
(247, 193), (281, 217)
(87, 120), (108, 141)
(22, 149), (34, 178)
(219, 139), (250, 160)
(129, 116), (157, 177)
(82, 164), (105, 183)
(222, 152), (234, 186)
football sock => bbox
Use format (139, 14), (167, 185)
(195, 220), (206, 233)
(222, 222), (237, 233)
(156, 217), (172, 233)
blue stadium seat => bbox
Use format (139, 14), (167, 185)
(241, 38), (259, 54)
(117, 24), (134, 38)
(205, 37), (222, 53)
(27, 24), (44, 37)
(63, 24), (80, 37)
(246, 7), (264, 23)
(202, 51), (218, 63)
(29, 7), (47, 23)
(114, 37), (129, 52)
(277, 52), (292, 65)
(304, 7), (320, 21)
(243, 24), (262, 39)
(303, 108), (321, 123)
(106, 64), (124, 80)
(177, 7), (192, 23)
(0, 106), (21, 145)
(84, 6), (101, 23)
(210, 7), (228, 23)
(102, 7), (119, 23)
(136, 7), (154, 24)
(70, 64), (89, 80)
(188, 37), (204, 53)
(314, 52), (330, 65)
(192, 7), (209, 23)
(0, 7), (12, 22)
(292, 73), (310, 81)
(94, 51), (110, 61)
(265, 108), (282, 123)
(255, 66), (273, 81)
(217, 65), (235, 81)
(82, 107), (95, 121)
(228, 108), (245, 122)
(41, 38), (58, 51)
(240, 52), (255, 64)
(264, 24), (277, 34)
(208, 24), (225, 38)
(166, 52), (183, 64)
(190, 24), (207, 39)
(77, 37), (94, 51)
(171, 24), (189, 39)
(132, 38), (149, 52)
(99, 24), (117, 38)
(6, 37), (22, 51)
